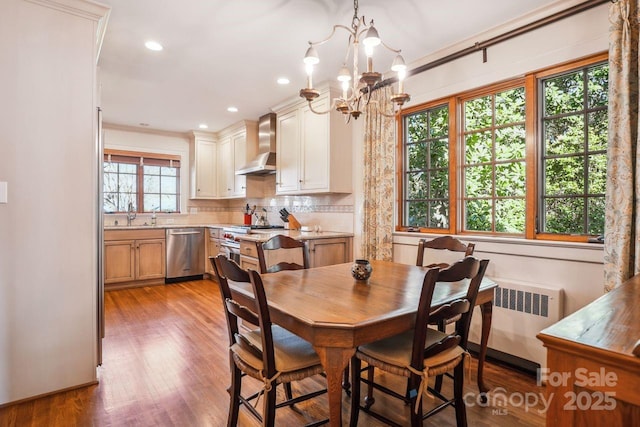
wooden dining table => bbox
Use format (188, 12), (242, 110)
(228, 260), (497, 426)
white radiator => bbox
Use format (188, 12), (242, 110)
(468, 278), (564, 369)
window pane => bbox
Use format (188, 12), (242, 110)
(161, 176), (177, 194)
(407, 172), (427, 199)
(161, 195), (177, 212)
(545, 157), (584, 196)
(465, 199), (492, 231)
(407, 201), (427, 226)
(544, 71), (584, 116)
(544, 115), (584, 155)
(495, 125), (525, 161)
(588, 64), (609, 108)
(103, 193), (118, 213)
(119, 174), (137, 193)
(161, 166), (177, 176)
(428, 201), (449, 229)
(119, 163), (137, 174)
(465, 165), (492, 197)
(588, 110), (607, 151)
(495, 198), (525, 233)
(588, 197), (605, 235)
(588, 154), (606, 194)
(144, 194), (160, 212)
(104, 162), (117, 173)
(430, 169), (449, 199)
(496, 87), (525, 125)
(144, 165), (160, 175)
(465, 131), (492, 164)
(429, 106), (448, 138)
(431, 139), (448, 169)
(407, 113), (427, 142)
(119, 194), (135, 211)
(408, 143), (427, 170)
(496, 162), (525, 197)
(144, 175), (160, 193)
(465, 96), (492, 130)
(544, 198), (584, 234)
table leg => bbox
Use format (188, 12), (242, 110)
(478, 300), (493, 397)
(314, 346), (355, 427)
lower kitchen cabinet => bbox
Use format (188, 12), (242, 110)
(239, 236), (353, 271)
(308, 237), (353, 268)
(104, 229), (166, 289)
(206, 228), (223, 275)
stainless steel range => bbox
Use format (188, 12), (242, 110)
(221, 225), (284, 264)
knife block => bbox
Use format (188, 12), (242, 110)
(287, 214), (301, 230)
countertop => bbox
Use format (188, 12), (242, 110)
(103, 224), (353, 240)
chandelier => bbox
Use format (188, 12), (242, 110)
(299, 0), (410, 121)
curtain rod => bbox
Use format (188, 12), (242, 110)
(374, 0), (611, 90)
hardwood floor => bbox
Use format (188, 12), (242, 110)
(0, 279), (546, 426)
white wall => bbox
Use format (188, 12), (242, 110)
(0, 0), (109, 405)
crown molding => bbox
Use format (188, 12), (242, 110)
(103, 122), (190, 139)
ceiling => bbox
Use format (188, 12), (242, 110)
(97, 0), (569, 134)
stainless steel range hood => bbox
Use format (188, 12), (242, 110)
(236, 113), (276, 175)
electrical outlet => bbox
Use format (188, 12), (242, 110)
(166, 218), (175, 224)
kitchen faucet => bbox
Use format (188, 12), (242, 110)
(127, 202), (137, 226)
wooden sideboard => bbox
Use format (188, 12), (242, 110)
(537, 275), (640, 425)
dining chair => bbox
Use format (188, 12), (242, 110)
(349, 256), (490, 427)
(210, 255), (327, 427)
(256, 234), (310, 273)
(416, 236), (475, 269)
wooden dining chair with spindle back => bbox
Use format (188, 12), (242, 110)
(349, 256), (490, 427)
(416, 236), (475, 269)
(256, 234), (309, 274)
(210, 255), (327, 427)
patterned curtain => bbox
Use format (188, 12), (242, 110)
(362, 86), (395, 261)
(604, 0), (640, 291)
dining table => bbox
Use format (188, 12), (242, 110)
(228, 260), (497, 426)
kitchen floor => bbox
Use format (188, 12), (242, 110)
(0, 279), (545, 426)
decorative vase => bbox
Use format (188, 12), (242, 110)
(351, 259), (372, 281)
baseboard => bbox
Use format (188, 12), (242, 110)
(165, 274), (204, 284)
(0, 380), (98, 409)
(467, 342), (540, 376)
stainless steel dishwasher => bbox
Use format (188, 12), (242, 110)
(165, 228), (205, 282)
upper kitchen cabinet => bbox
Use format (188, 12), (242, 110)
(189, 131), (217, 199)
(274, 87), (352, 195)
(216, 120), (258, 198)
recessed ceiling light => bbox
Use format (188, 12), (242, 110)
(277, 77), (290, 85)
(198, 124), (208, 129)
(139, 122), (149, 127)
(145, 41), (163, 51)
(227, 107), (238, 113)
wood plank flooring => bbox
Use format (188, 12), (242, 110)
(0, 279), (546, 426)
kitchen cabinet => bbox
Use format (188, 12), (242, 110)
(308, 237), (353, 268)
(104, 229), (166, 289)
(274, 87), (352, 195)
(217, 120), (258, 199)
(206, 228), (223, 275)
(239, 235), (353, 271)
(189, 131), (217, 199)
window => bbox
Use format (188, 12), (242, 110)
(103, 150), (180, 213)
(539, 62), (608, 235)
(399, 53), (608, 241)
(462, 85), (526, 234)
(404, 103), (451, 229)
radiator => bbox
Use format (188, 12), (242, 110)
(469, 278), (564, 369)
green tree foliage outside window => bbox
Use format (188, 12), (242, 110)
(541, 63), (608, 235)
(404, 105), (450, 228)
(463, 87), (526, 233)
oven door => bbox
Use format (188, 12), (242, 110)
(221, 242), (241, 264)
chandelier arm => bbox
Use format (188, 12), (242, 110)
(379, 40), (402, 54)
(309, 24), (356, 47)
(307, 100), (331, 115)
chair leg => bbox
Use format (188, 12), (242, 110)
(284, 382), (293, 401)
(409, 374), (422, 427)
(227, 362), (242, 427)
(454, 363), (468, 427)
(263, 380), (278, 427)
(363, 365), (375, 409)
(342, 364), (351, 396)
(349, 357), (361, 427)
